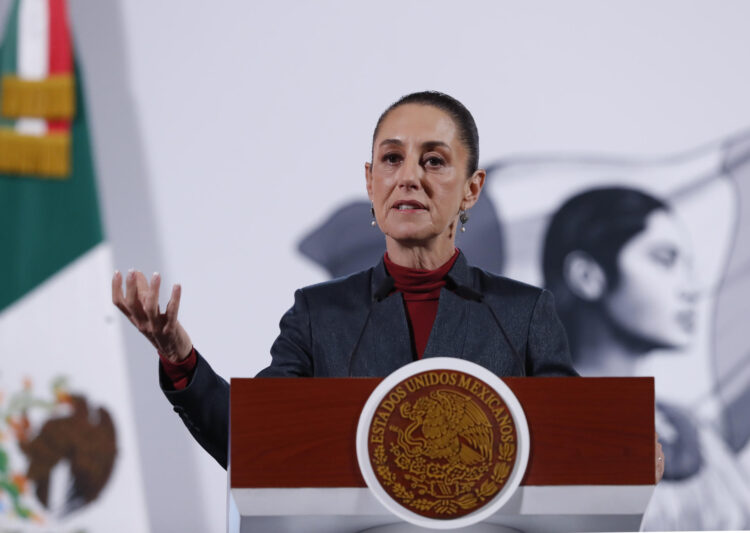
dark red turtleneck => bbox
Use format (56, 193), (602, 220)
(161, 248), (460, 389)
(384, 249), (459, 359)
(160, 348), (197, 390)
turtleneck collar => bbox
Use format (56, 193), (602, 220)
(384, 248), (460, 298)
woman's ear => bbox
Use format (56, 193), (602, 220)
(563, 251), (607, 301)
(462, 169), (486, 209)
(365, 161), (373, 201)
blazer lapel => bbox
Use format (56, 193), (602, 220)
(348, 251), (476, 374)
(348, 258), (413, 377)
(422, 288), (469, 359)
(348, 292), (414, 376)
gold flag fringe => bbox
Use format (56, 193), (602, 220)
(0, 129), (70, 178)
(1, 75), (75, 120)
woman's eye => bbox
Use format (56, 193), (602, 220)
(650, 247), (678, 267)
(423, 156), (445, 168)
(382, 153), (402, 164)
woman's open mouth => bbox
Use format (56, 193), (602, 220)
(392, 200), (427, 212)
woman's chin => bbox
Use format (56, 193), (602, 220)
(639, 330), (693, 352)
(384, 226), (436, 245)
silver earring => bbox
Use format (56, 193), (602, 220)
(458, 209), (469, 233)
(370, 204), (377, 227)
(459, 209), (469, 232)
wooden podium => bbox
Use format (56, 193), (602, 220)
(228, 377), (655, 533)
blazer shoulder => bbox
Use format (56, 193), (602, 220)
(298, 267), (373, 309)
(470, 265), (545, 305)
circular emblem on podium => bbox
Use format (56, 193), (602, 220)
(357, 358), (529, 529)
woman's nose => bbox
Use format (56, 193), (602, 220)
(678, 261), (700, 303)
(396, 160), (423, 189)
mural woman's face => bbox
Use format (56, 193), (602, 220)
(603, 209), (697, 349)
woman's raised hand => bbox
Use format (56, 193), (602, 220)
(112, 270), (193, 362)
(655, 432), (665, 483)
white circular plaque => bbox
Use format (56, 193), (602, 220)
(356, 357), (530, 530)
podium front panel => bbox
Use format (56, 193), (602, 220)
(229, 377), (654, 533)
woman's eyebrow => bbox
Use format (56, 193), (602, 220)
(422, 141), (451, 151)
(379, 138), (404, 147)
(377, 139), (451, 151)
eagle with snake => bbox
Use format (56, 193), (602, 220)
(395, 389), (493, 467)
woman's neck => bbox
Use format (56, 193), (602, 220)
(572, 308), (650, 377)
(385, 237), (457, 270)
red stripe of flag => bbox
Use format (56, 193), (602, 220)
(47, 0), (72, 133)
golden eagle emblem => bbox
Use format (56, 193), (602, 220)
(368, 371), (518, 519)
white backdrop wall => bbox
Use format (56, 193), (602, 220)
(12, 1), (750, 531)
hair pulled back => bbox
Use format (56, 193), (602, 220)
(372, 91), (480, 177)
(542, 186), (669, 355)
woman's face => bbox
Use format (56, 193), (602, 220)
(603, 209), (697, 349)
(366, 104), (483, 248)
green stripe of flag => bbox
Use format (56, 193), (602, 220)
(0, 0), (19, 128)
(0, 59), (104, 312)
(0, 0), (18, 76)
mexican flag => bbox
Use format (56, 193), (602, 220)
(0, 1), (149, 531)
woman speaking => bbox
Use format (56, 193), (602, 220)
(112, 91), (613, 471)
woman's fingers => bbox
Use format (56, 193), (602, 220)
(164, 283), (182, 333)
(111, 271), (130, 317)
(125, 270), (149, 326)
(124, 270), (138, 310)
(134, 271), (150, 307)
(113, 268), (189, 358)
(144, 272), (161, 322)
(655, 432), (665, 483)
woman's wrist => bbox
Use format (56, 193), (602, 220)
(160, 343), (193, 364)
(159, 323), (193, 363)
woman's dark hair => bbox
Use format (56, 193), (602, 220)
(542, 187), (669, 353)
(372, 91), (480, 177)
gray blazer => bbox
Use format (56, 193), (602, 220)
(162, 252), (577, 467)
